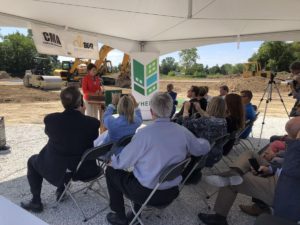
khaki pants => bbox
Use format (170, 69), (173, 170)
(84, 99), (99, 119)
(214, 151), (277, 217)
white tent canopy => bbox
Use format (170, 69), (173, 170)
(1, 0), (300, 54)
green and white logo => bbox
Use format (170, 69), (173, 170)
(133, 59), (158, 96)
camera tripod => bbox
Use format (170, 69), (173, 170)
(257, 73), (290, 147)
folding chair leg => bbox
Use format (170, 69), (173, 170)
(221, 158), (230, 168)
(195, 186), (211, 210)
(242, 139), (256, 151)
(56, 182), (72, 204)
(129, 201), (145, 225)
(67, 189), (89, 222)
(239, 141), (250, 151)
(84, 180), (95, 194)
(96, 180), (109, 200)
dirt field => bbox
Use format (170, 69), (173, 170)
(0, 76), (294, 124)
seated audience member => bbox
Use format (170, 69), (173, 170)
(273, 138), (300, 222)
(172, 86), (200, 122)
(240, 90), (256, 139)
(270, 103), (300, 142)
(94, 93), (142, 153)
(203, 86), (213, 103)
(197, 117), (300, 225)
(219, 85), (229, 99)
(166, 83), (178, 118)
(223, 93), (245, 156)
(105, 92), (210, 225)
(182, 97), (227, 167)
(289, 61), (300, 117)
(20, 87), (100, 212)
(198, 86), (208, 111)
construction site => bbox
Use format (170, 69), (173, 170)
(0, 70), (294, 124)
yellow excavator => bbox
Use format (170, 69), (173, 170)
(242, 61), (271, 78)
(96, 45), (131, 88)
(53, 45), (131, 88)
(53, 58), (91, 82)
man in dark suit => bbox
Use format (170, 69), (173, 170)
(20, 86), (100, 212)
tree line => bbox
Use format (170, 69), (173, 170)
(1, 31), (300, 78)
(0, 31), (60, 77)
(161, 42), (300, 77)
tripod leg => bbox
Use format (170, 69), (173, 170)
(258, 83), (271, 147)
(273, 83), (290, 118)
(257, 83), (269, 110)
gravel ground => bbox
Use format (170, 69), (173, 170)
(0, 116), (288, 225)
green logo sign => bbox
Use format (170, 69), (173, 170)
(133, 59), (158, 96)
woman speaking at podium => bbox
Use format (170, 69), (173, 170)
(82, 63), (103, 119)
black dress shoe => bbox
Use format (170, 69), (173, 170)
(20, 200), (43, 213)
(106, 212), (128, 225)
(198, 213), (228, 225)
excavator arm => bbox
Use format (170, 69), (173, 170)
(95, 45), (114, 69)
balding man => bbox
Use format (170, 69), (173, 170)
(197, 117), (300, 225)
(105, 92), (210, 225)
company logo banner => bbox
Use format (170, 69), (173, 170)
(131, 52), (159, 120)
(65, 32), (99, 59)
(31, 23), (66, 56)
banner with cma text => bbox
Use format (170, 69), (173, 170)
(31, 23), (67, 56)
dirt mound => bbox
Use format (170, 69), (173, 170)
(223, 76), (291, 93)
(0, 71), (11, 79)
(160, 75), (292, 98)
(0, 85), (60, 103)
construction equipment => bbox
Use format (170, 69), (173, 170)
(53, 58), (91, 82)
(23, 57), (65, 90)
(115, 53), (131, 88)
(242, 61), (271, 78)
(96, 45), (131, 88)
(23, 70), (65, 90)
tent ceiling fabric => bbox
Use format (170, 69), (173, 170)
(1, 0), (300, 54)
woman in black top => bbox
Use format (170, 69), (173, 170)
(198, 86), (208, 111)
(223, 93), (245, 155)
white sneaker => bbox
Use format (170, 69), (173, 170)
(204, 175), (243, 187)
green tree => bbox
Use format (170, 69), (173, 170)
(249, 41), (296, 72)
(179, 48), (199, 74)
(209, 64), (221, 74)
(160, 57), (178, 75)
(185, 63), (204, 75)
(232, 63), (243, 74)
(0, 32), (57, 77)
(220, 64), (233, 75)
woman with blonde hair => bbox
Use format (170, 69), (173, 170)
(181, 97), (227, 183)
(94, 94), (142, 150)
(183, 96), (227, 144)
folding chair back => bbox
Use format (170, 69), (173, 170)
(129, 158), (191, 225)
(205, 134), (230, 167)
(180, 155), (208, 190)
(115, 134), (134, 147)
(57, 142), (114, 222)
(75, 142), (114, 173)
(159, 158), (191, 183)
(237, 112), (260, 140)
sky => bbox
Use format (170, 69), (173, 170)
(0, 27), (262, 67)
